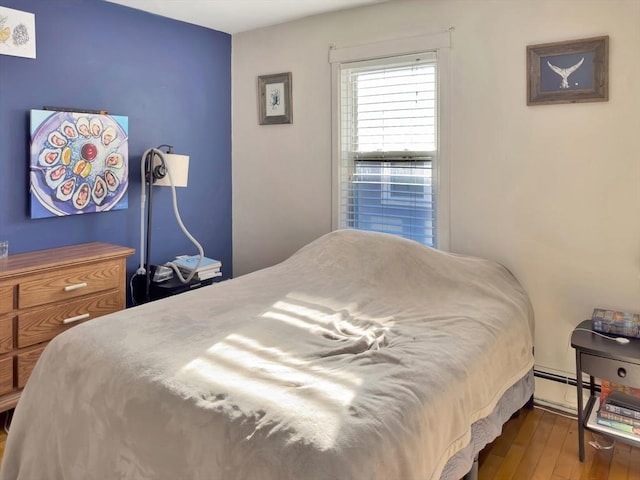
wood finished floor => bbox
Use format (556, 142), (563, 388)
(478, 406), (639, 480)
(0, 407), (637, 479)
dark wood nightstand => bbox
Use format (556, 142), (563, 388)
(570, 320), (640, 461)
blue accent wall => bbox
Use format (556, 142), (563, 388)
(0, 0), (232, 303)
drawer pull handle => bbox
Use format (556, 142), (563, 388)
(617, 367), (627, 378)
(64, 282), (88, 292)
(62, 313), (90, 325)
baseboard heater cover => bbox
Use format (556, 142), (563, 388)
(533, 368), (600, 393)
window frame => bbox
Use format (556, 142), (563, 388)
(330, 32), (451, 250)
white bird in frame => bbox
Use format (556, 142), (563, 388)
(547, 57), (585, 89)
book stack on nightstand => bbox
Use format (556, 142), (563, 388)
(146, 256), (222, 302)
(173, 255), (222, 281)
(591, 308), (640, 338)
(591, 381), (640, 440)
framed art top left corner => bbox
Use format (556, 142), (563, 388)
(0, 6), (36, 59)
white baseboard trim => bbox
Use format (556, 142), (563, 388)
(533, 375), (588, 415)
(533, 396), (578, 416)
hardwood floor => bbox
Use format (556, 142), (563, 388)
(478, 406), (640, 480)
(0, 407), (637, 478)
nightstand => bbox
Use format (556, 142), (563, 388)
(149, 275), (215, 301)
(570, 320), (640, 461)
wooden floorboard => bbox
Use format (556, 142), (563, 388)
(478, 406), (638, 480)
(0, 407), (637, 478)
(629, 442), (640, 480)
(512, 409), (556, 479)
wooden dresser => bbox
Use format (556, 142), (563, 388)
(0, 242), (134, 412)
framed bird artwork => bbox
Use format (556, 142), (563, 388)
(527, 36), (608, 105)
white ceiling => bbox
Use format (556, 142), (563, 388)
(104, 0), (390, 34)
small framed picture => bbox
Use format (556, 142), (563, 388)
(0, 6), (36, 59)
(527, 36), (608, 106)
(258, 72), (292, 125)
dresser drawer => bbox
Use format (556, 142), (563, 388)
(581, 352), (640, 388)
(0, 316), (12, 354)
(17, 291), (122, 349)
(0, 285), (14, 314)
(0, 242), (133, 412)
(18, 260), (121, 309)
(0, 357), (13, 395)
(16, 345), (46, 389)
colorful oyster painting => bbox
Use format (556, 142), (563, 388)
(0, 6), (36, 59)
(30, 109), (129, 218)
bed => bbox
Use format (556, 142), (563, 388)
(0, 229), (534, 480)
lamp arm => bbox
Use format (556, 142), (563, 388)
(137, 148), (159, 275)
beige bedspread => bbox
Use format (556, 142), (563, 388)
(0, 229), (534, 480)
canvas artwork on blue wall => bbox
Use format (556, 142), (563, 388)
(30, 109), (129, 218)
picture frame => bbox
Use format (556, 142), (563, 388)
(527, 36), (608, 106)
(258, 72), (292, 125)
(29, 109), (129, 218)
(0, 6), (36, 59)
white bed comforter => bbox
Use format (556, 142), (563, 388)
(0, 230), (534, 480)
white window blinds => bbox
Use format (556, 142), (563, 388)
(338, 52), (438, 246)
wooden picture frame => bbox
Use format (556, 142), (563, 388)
(258, 72), (292, 125)
(0, 6), (36, 59)
(527, 36), (608, 106)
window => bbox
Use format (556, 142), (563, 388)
(330, 34), (450, 249)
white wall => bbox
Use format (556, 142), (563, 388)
(232, 0), (640, 408)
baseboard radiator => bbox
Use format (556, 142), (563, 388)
(533, 368), (600, 392)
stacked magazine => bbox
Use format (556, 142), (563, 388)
(589, 380), (640, 443)
(591, 308), (640, 338)
(172, 255), (222, 281)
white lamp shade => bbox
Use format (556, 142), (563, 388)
(152, 153), (190, 187)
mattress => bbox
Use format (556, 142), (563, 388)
(0, 229), (534, 480)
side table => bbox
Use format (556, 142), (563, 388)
(570, 320), (640, 461)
